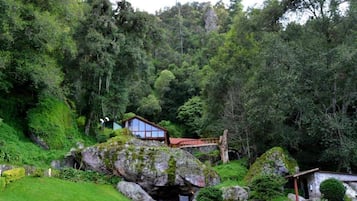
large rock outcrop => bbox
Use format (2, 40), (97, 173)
(117, 181), (155, 201)
(244, 147), (298, 183)
(221, 185), (249, 201)
(72, 137), (220, 199)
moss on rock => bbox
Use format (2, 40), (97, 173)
(166, 155), (176, 184)
(244, 147), (298, 183)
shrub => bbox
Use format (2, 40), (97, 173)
(320, 178), (346, 201)
(56, 168), (120, 185)
(122, 113), (136, 121)
(196, 186), (223, 201)
(158, 120), (184, 137)
(2, 167), (26, 184)
(0, 177), (6, 191)
(76, 116), (86, 128)
(213, 159), (248, 188)
(194, 150), (221, 165)
(250, 174), (286, 201)
(32, 168), (45, 177)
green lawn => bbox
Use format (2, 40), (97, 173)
(0, 177), (131, 201)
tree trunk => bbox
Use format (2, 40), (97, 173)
(84, 111), (94, 136)
(219, 129), (229, 164)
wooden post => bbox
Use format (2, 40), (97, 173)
(294, 177), (299, 201)
(219, 129), (229, 164)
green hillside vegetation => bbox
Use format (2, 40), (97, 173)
(27, 97), (87, 149)
(0, 0), (356, 200)
(0, 0), (355, 171)
(0, 177), (130, 201)
(213, 159), (248, 188)
(212, 160), (291, 201)
(0, 96), (94, 167)
(0, 121), (64, 166)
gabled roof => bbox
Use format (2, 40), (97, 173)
(286, 168), (320, 178)
(122, 115), (168, 132)
(287, 168), (357, 178)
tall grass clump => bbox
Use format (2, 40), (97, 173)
(213, 159), (248, 188)
(27, 97), (82, 149)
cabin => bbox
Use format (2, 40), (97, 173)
(123, 115), (169, 145)
(287, 168), (357, 200)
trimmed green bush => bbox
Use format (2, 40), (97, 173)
(0, 177), (6, 191)
(320, 178), (346, 201)
(250, 174), (286, 201)
(2, 168), (26, 184)
(196, 186), (223, 201)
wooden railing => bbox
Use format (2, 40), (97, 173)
(201, 138), (220, 144)
(171, 138), (220, 148)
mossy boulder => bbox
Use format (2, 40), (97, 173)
(221, 185), (249, 201)
(244, 147), (298, 183)
(2, 167), (25, 184)
(73, 137), (220, 198)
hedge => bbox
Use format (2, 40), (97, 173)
(2, 167), (25, 184)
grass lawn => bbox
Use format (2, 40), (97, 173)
(0, 177), (131, 201)
(213, 159), (248, 188)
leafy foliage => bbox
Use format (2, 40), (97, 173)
(56, 168), (121, 185)
(0, 121), (66, 166)
(214, 160), (248, 182)
(0, 0), (355, 178)
(249, 174), (286, 201)
(177, 96), (204, 137)
(27, 97), (80, 149)
(158, 120), (184, 138)
(196, 186), (223, 201)
(320, 178), (346, 201)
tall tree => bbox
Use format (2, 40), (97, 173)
(71, 0), (119, 134)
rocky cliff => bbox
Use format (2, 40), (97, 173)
(70, 136), (220, 200)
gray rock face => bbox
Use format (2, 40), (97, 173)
(117, 181), (155, 201)
(204, 7), (218, 32)
(75, 138), (220, 198)
(221, 186), (249, 201)
(28, 133), (49, 150)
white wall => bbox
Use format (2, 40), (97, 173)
(307, 172), (357, 198)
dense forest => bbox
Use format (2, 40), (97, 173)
(0, 0), (356, 172)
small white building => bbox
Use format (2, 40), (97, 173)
(288, 168), (357, 200)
